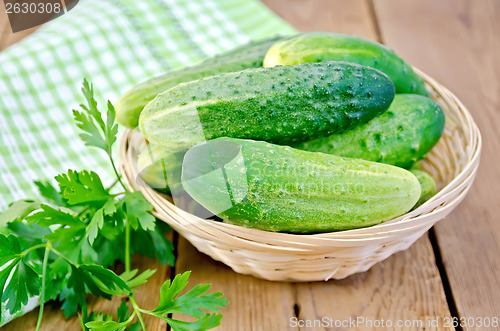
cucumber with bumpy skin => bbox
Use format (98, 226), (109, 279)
(116, 36), (284, 128)
(264, 32), (428, 96)
(139, 61), (395, 152)
(181, 138), (421, 233)
(297, 94), (445, 169)
(410, 168), (437, 208)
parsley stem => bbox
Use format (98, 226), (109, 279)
(108, 177), (120, 190)
(35, 243), (51, 331)
(130, 296), (147, 331)
(20, 243), (47, 257)
(125, 221), (131, 272)
(108, 153), (128, 193)
(51, 248), (76, 266)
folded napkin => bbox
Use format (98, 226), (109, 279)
(0, 0), (295, 324)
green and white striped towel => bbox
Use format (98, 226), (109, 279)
(0, 0), (295, 324)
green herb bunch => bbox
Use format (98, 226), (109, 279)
(0, 80), (228, 331)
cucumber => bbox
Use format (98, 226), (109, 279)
(410, 168), (437, 208)
(136, 145), (183, 194)
(140, 61), (395, 152)
(264, 32), (428, 96)
(411, 160), (423, 170)
(116, 36), (284, 128)
(297, 94), (445, 169)
(136, 145), (212, 217)
(181, 138), (421, 233)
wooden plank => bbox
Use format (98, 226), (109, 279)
(373, 0), (500, 324)
(295, 236), (452, 330)
(173, 1), (452, 330)
(174, 237), (298, 331)
(262, 0), (378, 40)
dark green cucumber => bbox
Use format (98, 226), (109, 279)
(264, 32), (428, 96)
(410, 168), (437, 208)
(297, 94), (445, 169)
(116, 36), (284, 128)
(139, 61), (395, 151)
(181, 138), (421, 233)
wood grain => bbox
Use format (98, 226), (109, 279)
(373, 0), (500, 324)
(172, 1), (452, 330)
(262, 0), (378, 40)
(174, 237), (298, 331)
(3, 0), (494, 330)
(295, 236), (452, 331)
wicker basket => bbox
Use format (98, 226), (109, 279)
(119, 68), (481, 282)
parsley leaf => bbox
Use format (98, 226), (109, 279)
(27, 204), (80, 227)
(78, 265), (130, 297)
(0, 235), (42, 318)
(73, 79), (118, 154)
(120, 269), (156, 289)
(80, 305), (114, 331)
(83, 300), (139, 331)
(6, 221), (50, 241)
(120, 192), (155, 231)
(3, 260), (41, 315)
(86, 318), (128, 331)
(0, 200), (39, 225)
(153, 271), (228, 317)
(34, 180), (65, 206)
(0, 79), (228, 330)
(64, 264), (131, 316)
(116, 300), (130, 323)
(149, 226), (175, 266)
(56, 170), (112, 205)
(86, 207), (104, 246)
(0, 233), (20, 265)
(166, 314), (223, 331)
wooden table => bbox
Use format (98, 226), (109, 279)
(1, 0), (499, 330)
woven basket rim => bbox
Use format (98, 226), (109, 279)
(119, 67), (481, 243)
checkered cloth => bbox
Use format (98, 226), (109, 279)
(0, 0), (295, 323)
(0, 0), (295, 209)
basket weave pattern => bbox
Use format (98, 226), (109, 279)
(119, 69), (481, 282)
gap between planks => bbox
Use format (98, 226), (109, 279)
(172, 1), (453, 330)
(0, 0), (460, 330)
(368, 0), (462, 325)
(372, 0), (500, 327)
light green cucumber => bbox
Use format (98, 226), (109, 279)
(136, 145), (212, 217)
(264, 32), (428, 96)
(136, 145), (183, 194)
(297, 94), (445, 169)
(116, 36), (284, 128)
(181, 138), (421, 233)
(410, 168), (437, 208)
(140, 61), (395, 152)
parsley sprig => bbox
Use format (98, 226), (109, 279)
(0, 80), (228, 330)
